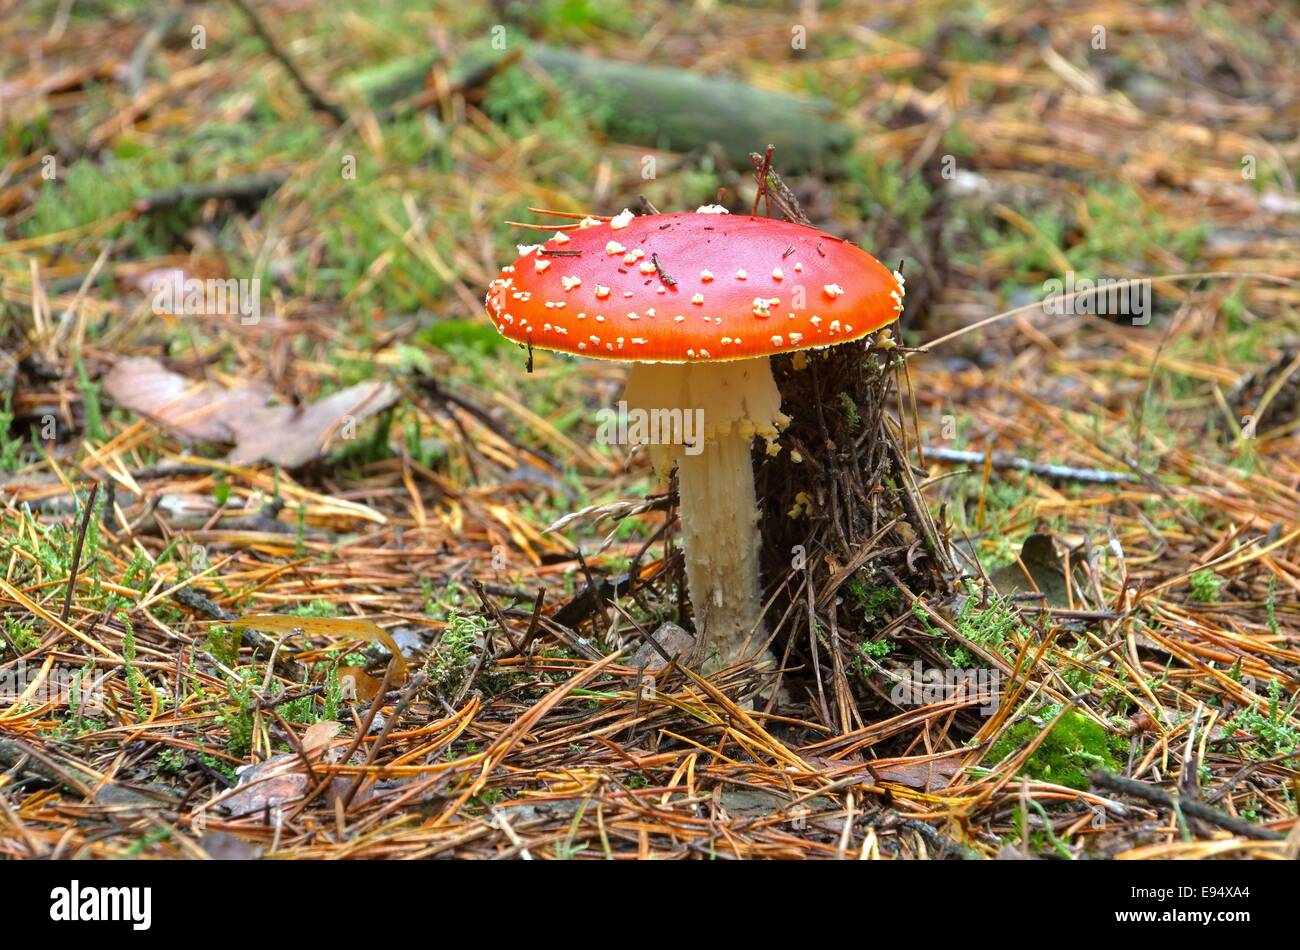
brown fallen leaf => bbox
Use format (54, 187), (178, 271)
(800, 751), (964, 791)
(226, 381), (399, 468)
(301, 719), (343, 757)
(986, 534), (1084, 607)
(102, 357), (398, 467)
(630, 622), (695, 671)
(103, 356), (270, 443)
(224, 757), (309, 817)
(869, 754), (963, 791)
(222, 720), (342, 817)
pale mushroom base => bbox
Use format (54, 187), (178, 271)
(623, 358), (789, 672)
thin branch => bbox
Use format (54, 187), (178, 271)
(131, 171), (288, 215)
(1090, 771), (1285, 841)
(921, 446), (1138, 485)
(228, 0), (350, 126)
(60, 481), (99, 623)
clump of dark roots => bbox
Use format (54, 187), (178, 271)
(753, 338), (957, 714)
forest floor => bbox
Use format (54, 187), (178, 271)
(1, 0), (1298, 858)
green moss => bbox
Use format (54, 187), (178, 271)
(1060, 662), (1097, 695)
(963, 182), (1205, 303)
(122, 614), (145, 721)
(1, 614), (40, 655)
(837, 391), (861, 429)
(529, 0), (635, 37)
(847, 157), (933, 243)
(418, 320), (511, 355)
(955, 586), (1024, 656)
(424, 611), (490, 697)
(1228, 680), (1300, 760)
(75, 353), (106, 443)
(206, 625), (240, 669)
(0, 397), (24, 473)
(857, 640), (893, 661)
(273, 667), (341, 725)
(218, 671), (258, 759)
(985, 707), (1122, 790)
(846, 577), (900, 623)
(1189, 569), (1223, 603)
(155, 747), (186, 775)
(291, 599), (339, 619)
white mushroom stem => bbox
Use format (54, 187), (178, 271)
(623, 358), (788, 669)
(673, 431), (766, 667)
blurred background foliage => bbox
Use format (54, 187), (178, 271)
(9, 0), (1292, 324)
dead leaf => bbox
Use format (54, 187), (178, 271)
(103, 357), (398, 467)
(199, 830), (264, 860)
(224, 755), (309, 816)
(630, 622), (695, 670)
(987, 534), (1078, 606)
(103, 357), (270, 443)
(869, 755), (963, 790)
(797, 752), (964, 791)
(222, 720), (341, 816)
(301, 719), (342, 757)
(226, 381), (399, 468)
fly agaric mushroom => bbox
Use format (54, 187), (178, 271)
(484, 209), (904, 670)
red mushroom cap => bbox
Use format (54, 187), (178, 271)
(484, 211), (904, 362)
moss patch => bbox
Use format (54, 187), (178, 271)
(985, 707), (1123, 790)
